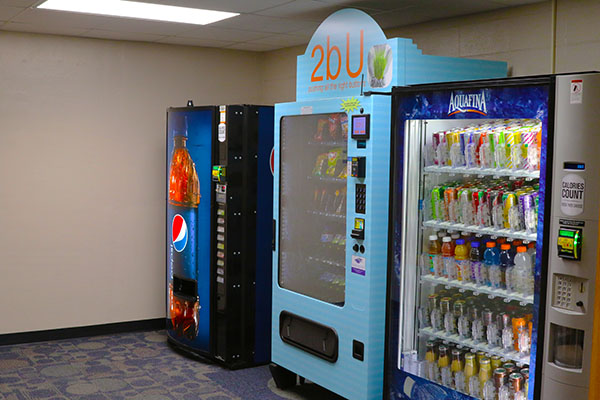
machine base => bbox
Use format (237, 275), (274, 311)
(269, 363), (298, 390)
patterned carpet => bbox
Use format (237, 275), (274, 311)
(0, 330), (344, 400)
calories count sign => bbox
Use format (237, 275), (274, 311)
(561, 174), (585, 216)
(297, 9), (393, 101)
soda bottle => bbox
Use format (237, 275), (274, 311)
(484, 242), (501, 288)
(499, 244), (514, 291)
(470, 241), (484, 285)
(168, 115), (201, 339)
(427, 235), (443, 277)
(514, 246), (533, 296)
(455, 239), (469, 282)
(442, 237), (456, 279)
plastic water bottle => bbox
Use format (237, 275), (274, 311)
(470, 241), (484, 285)
(455, 239), (469, 282)
(442, 236), (456, 280)
(484, 241), (500, 288)
(514, 246), (533, 296)
(499, 244), (514, 291)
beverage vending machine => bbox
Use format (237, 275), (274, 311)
(385, 73), (600, 399)
(270, 9), (506, 400)
(166, 104), (274, 368)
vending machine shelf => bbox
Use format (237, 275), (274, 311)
(308, 140), (347, 147)
(307, 255), (345, 269)
(423, 165), (540, 179)
(308, 210), (346, 220)
(420, 275), (534, 305)
(419, 327), (530, 366)
(307, 175), (347, 183)
(423, 220), (537, 241)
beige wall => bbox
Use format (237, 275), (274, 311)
(0, 31), (262, 334)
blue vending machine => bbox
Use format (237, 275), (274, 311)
(270, 9), (507, 400)
(167, 104), (274, 369)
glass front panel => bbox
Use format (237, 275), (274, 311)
(401, 118), (542, 399)
(279, 113), (348, 305)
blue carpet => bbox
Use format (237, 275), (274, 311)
(0, 330), (343, 400)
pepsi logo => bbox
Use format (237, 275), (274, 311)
(172, 214), (188, 252)
(269, 147), (275, 176)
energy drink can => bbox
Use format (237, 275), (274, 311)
(459, 188), (473, 225)
(490, 189), (504, 229)
(431, 186), (444, 221)
(503, 192), (518, 230)
(477, 189), (491, 228)
(432, 132), (441, 165)
(445, 186), (459, 223)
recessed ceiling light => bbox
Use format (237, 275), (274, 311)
(37, 0), (239, 25)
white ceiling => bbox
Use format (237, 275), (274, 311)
(0, 0), (544, 51)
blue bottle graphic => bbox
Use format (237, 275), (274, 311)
(168, 116), (201, 339)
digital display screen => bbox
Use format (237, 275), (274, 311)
(559, 229), (575, 238)
(564, 162), (585, 170)
(353, 117), (366, 135)
(351, 114), (370, 139)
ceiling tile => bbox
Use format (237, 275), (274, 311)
(140, 0), (293, 14)
(210, 13), (319, 34)
(418, 0), (506, 19)
(249, 33), (309, 47)
(349, 0), (419, 12)
(225, 41), (280, 51)
(1, 20), (88, 36)
(83, 29), (168, 43)
(0, 5), (25, 20)
(155, 35), (236, 48)
(371, 6), (433, 29)
(256, 0), (341, 21)
(93, 17), (194, 36)
(177, 26), (268, 42)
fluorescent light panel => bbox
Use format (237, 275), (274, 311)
(37, 0), (239, 25)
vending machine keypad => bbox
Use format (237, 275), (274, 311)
(355, 184), (366, 214)
(552, 274), (587, 312)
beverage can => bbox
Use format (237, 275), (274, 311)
(493, 367), (508, 389)
(503, 192), (518, 230)
(509, 372), (524, 393)
(522, 192), (537, 234)
(432, 132), (441, 165)
(431, 186), (444, 221)
(444, 186), (459, 223)
(459, 188), (473, 225)
(503, 362), (516, 375)
(490, 189), (504, 229)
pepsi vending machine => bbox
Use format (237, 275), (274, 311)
(270, 9), (506, 400)
(385, 73), (600, 399)
(167, 104), (274, 368)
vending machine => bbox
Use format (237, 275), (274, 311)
(385, 72), (600, 399)
(166, 104), (274, 369)
(270, 9), (507, 400)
